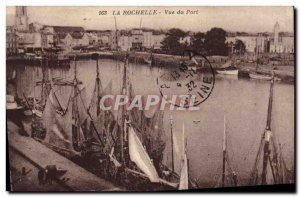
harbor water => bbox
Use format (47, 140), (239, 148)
(7, 58), (294, 187)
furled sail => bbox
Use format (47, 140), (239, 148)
(128, 126), (160, 182)
(42, 86), (88, 157)
(88, 79), (102, 121)
(74, 87), (88, 125)
(87, 79), (116, 148)
(140, 110), (166, 165)
(42, 89), (78, 156)
(179, 153), (189, 190)
(179, 123), (189, 190)
(127, 82), (166, 173)
(72, 87), (89, 151)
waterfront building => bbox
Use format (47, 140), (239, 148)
(269, 22), (294, 53)
(226, 22), (294, 54)
(17, 32), (42, 53)
(44, 26), (85, 50)
(226, 32), (269, 54)
(6, 26), (19, 56)
(142, 30), (153, 49)
(29, 22), (44, 33)
(118, 32), (132, 51)
(99, 31), (111, 47)
(86, 30), (112, 47)
(41, 32), (54, 49)
(131, 28), (143, 50)
(152, 31), (165, 50)
(86, 32), (99, 45)
(62, 32), (89, 51)
(111, 30), (120, 50)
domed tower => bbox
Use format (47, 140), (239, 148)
(15, 6), (28, 31)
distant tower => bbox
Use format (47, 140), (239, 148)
(274, 22), (280, 47)
(15, 6), (28, 31)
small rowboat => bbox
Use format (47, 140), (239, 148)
(144, 58), (152, 64)
(193, 119), (201, 124)
(249, 72), (273, 80)
(217, 68), (239, 75)
(217, 61), (239, 75)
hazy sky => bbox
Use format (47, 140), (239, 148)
(6, 6), (294, 33)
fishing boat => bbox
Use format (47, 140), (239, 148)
(248, 78), (293, 185)
(34, 53), (181, 190)
(216, 60), (239, 75)
(39, 56), (88, 157)
(214, 115), (238, 187)
(100, 53), (197, 190)
(111, 55), (182, 190)
(23, 59), (72, 118)
(30, 49), (199, 190)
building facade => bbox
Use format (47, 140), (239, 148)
(17, 32), (42, 52)
(131, 29), (143, 50)
(142, 30), (153, 49)
(152, 32), (165, 50)
(226, 23), (294, 54)
(6, 26), (19, 55)
(62, 32), (89, 50)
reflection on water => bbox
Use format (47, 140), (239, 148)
(7, 59), (294, 186)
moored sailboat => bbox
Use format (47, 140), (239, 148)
(248, 78), (293, 185)
(213, 115), (238, 188)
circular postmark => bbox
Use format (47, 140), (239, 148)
(156, 50), (215, 108)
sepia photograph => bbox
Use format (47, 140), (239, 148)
(6, 6), (295, 192)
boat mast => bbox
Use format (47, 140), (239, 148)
(170, 115), (175, 172)
(41, 59), (46, 106)
(261, 78), (274, 184)
(120, 52), (129, 164)
(86, 54), (105, 147)
(222, 115), (227, 187)
(32, 61), (39, 111)
(255, 36), (258, 72)
(114, 16), (118, 51)
(96, 56), (100, 100)
(72, 56), (80, 149)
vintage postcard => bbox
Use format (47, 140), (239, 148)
(6, 6), (295, 192)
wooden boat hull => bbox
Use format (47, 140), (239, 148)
(144, 58), (152, 64)
(217, 69), (239, 75)
(249, 73), (272, 80)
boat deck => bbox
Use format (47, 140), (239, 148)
(7, 120), (123, 192)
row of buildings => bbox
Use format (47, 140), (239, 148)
(7, 6), (294, 56)
(6, 6), (166, 55)
(226, 22), (294, 54)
